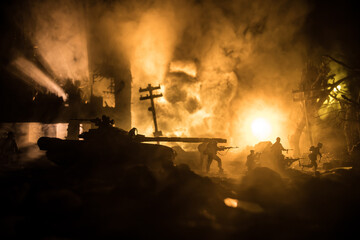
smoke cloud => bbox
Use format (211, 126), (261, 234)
(101, 0), (310, 149)
(9, 0), (312, 151)
(25, 0), (90, 98)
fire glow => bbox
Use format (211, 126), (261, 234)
(235, 102), (288, 147)
(126, 9), (180, 134)
(251, 118), (272, 141)
(169, 60), (197, 77)
(318, 62), (350, 120)
(8, 0), (308, 152)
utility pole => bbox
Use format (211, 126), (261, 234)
(292, 87), (325, 146)
(302, 94), (313, 147)
(139, 84), (163, 138)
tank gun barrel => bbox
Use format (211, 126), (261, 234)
(135, 136), (227, 143)
(219, 146), (238, 150)
(37, 137), (84, 151)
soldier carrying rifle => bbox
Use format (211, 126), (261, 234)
(246, 150), (261, 171)
(302, 142), (323, 173)
(202, 140), (237, 173)
(271, 137), (293, 170)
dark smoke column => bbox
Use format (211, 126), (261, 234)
(113, 66), (132, 129)
(84, 2), (131, 129)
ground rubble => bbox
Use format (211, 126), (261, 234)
(1, 155), (360, 239)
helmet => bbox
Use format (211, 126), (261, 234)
(276, 137), (281, 141)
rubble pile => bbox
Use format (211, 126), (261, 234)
(1, 156), (360, 239)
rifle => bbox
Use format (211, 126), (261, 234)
(219, 146), (239, 151)
(284, 157), (304, 166)
(283, 148), (293, 153)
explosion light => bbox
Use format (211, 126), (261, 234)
(333, 85), (341, 92)
(224, 198), (238, 208)
(234, 102), (287, 148)
(169, 60), (197, 77)
(319, 62), (350, 120)
(251, 118), (272, 141)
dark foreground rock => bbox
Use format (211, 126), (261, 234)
(1, 157), (360, 239)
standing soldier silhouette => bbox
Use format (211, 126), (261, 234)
(271, 137), (286, 170)
(204, 140), (224, 173)
(197, 142), (208, 172)
(246, 150), (258, 171)
(1, 131), (19, 164)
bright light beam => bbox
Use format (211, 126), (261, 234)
(12, 57), (68, 100)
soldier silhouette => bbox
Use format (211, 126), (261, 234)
(94, 115), (114, 128)
(246, 150), (258, 171)
(197, 142), (208, 172)
(302, 142), (323, 172)
(271, 137), (286, 170)
(204, 140), (224, 173)
(1, 131), (20, 164)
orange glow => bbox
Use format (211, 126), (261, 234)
(318, 62), (349, 120)
(127, 10), (179, 132)
(224, 198), (264, 213)
(110, 0), (298, 149)
(128, 10), (178, 85)
(251, 118), (272, 141)
(224, 198), (238, 208)
(28, 123), (68, 143)
(235, 102), (288, 148)
(169, 60), (197, 77)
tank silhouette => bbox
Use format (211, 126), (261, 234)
(37, 115), (226, 170)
